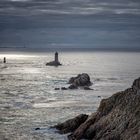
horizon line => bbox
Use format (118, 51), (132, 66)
(0, 47), (140, 53)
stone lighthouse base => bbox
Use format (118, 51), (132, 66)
(46, 61), (62, 66)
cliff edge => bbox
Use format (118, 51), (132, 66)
(53, 77), (140, 140)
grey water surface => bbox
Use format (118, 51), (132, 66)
(0, 51), (140, 140)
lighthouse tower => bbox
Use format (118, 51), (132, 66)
(46, 52), (62, 66)
(55, 52), (58, 62)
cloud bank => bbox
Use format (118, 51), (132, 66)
(0, 0), (140, 49)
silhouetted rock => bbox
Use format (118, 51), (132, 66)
(53, 114), (88, 134)
(54, 73), (92, 90)
(35, 128), (40, 130)
(53, 77), (140, 140)
(61, 87), (68, 90)
(68, 84), (78, 89)
(68, 73), (92, 89)
(132, 77), (140, 91)
(55, 88), (60, 90)
(46, 61), (62, 66)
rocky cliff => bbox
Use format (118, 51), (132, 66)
(53, 77), (140, 140)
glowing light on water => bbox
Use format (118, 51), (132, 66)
(33, 101), (93, 108)
(0, 54), (36, 59)
(33, 101), (77, 108)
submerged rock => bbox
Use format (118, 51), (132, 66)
(53, 77), (140, 140)
(61, 87), (68, 90)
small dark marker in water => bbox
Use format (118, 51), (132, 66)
(55, 88), (60, 90)
(3, 57), (6, 63)
(61, 87), (68, 90)
(35, 128), (40, 130)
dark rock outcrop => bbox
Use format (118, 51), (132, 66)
(61, 87), (68, 90)
(68, 73), (92, 89)
(53, 77), (140, 140)
(46, 61), (62, 66)
(54, 73), (92, 90)
(53, 114), (88, 134)
(68, 84), (78, 89)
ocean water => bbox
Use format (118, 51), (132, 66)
(0, 51), (140, 140)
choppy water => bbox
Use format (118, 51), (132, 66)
(0, 51), (140, 140)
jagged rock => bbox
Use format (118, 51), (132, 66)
(68, 73), (92, 88)
(52, 114), (88, 134)
(53, 77), (140, 140)
(132, 77), (140, 91)
(68, 84), (78, 89)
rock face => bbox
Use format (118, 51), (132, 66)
(53, 114), (88, 134)
(53, 77), (140, 140)
(68, 73), (92, 89)
(54, 73), (93, 90)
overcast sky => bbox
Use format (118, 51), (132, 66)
(0, 0), (140, 49)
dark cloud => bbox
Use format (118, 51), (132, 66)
(0, 0), (140, 16)
(0, 0), (140, 49)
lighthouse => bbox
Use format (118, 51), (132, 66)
(46, 52), (62, 66)
(55, 52), (58, 62)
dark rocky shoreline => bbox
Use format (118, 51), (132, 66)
(55, 73), (93, 90)
(53, 77), (140, 140)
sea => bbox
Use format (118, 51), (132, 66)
(0, 51), (140, 140)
